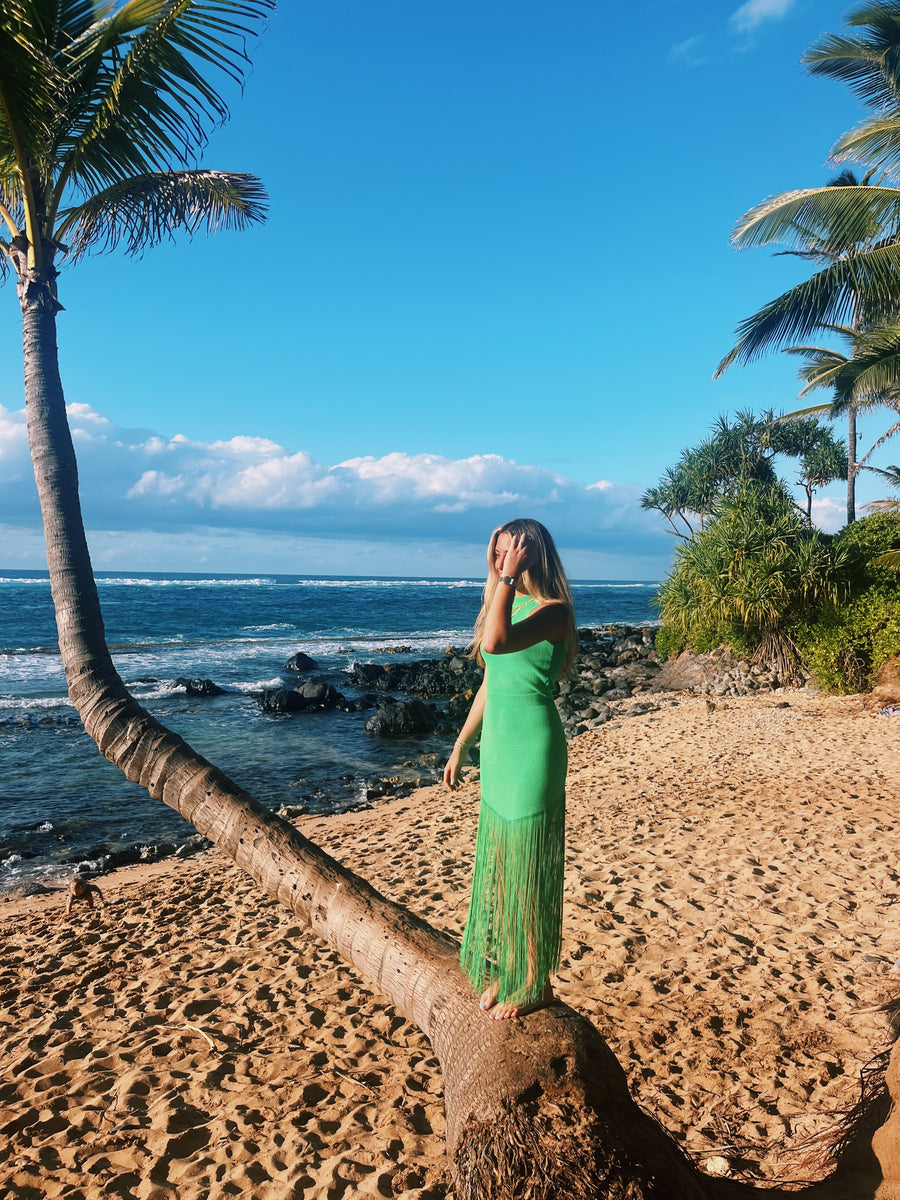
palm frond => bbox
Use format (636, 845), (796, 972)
(57, 0), (274, 193)
(831, 114), (900, 173)
(833, 322), (900, 400)
(870, 546), (900, 565)
(55, 167), (267, 258)
(804, 14), (900, 111)
(771, 402), (839, 423)
(857, 416), (900, 462)
(715, 242), (900, 372)
(0, 2), (66, 170)
(732, 186), (900, 252)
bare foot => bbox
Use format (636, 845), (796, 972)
(486, 982), (554, 1021)
(479, 985), (499, 1012)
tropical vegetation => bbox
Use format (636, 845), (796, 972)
(714, 2), (900, 524)
(7, 1), (900, 1193)
(640, 409), (846, 538)
(0, 2), (769, 1195)
(648, 1), (900, 691)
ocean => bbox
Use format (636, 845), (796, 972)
(0, 571), (658, 896)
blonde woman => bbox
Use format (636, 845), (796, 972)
(444, 518), (576, 1020)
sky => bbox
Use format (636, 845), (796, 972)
(1, 0), (895, 579)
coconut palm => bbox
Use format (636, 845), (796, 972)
(713, 169), (900, 523)
(6, 4), (898, 1195)
(714, 3), (900, 519)
(0, 3), (749, 1195)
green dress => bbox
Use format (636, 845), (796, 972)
(460, 596), (567, 1005)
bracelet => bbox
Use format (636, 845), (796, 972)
(454, 738), (469, 749)
(499, 574), (518, 588)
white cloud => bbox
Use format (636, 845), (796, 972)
(669, 36), (707, 67)
(810, 495), (846, 534)
(0, 403), (670, 567)
(730, 0), (795, 35)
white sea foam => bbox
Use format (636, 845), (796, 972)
(0, 694), (73, 712)
(291, 578), (480, 589)
(241, 623), (297, 633)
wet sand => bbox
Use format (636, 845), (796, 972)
(2, 691), (899, 1197)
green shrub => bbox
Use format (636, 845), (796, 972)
(654, 624), (686, 660)
(795, 582), (900, 693)
(834, 512), (900, 587)
(654, 621), (760, 661)
(656, 481), (847, 680)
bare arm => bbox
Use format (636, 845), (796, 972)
(481, 532), (569, 654)
(443, 679), (487, 791)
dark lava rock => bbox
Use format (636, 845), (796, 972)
(365, 699), (437, 738)
(284, 651), (319, 673)
(348, 656), (482, 698)
(257, 679), (352, 714)
(175, 677), (226, 697)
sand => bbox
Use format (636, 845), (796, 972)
(2, 690), (899, 1198)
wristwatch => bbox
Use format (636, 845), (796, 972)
(499, 574), (518, 588)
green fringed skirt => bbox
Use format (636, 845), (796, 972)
(460, 691), (566, 1005)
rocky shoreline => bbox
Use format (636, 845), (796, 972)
(7, 625), (811, 897)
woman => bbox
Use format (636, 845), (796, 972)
(444, 518), (577, 1020)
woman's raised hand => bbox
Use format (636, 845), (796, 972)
(499, 533), (530, 579)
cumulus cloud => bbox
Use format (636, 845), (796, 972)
(810, 495), (846, 534)
(730, 0), (795, 35)
(0, 403), (670, 563)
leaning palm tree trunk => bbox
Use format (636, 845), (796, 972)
(22, 284), (895, 1197)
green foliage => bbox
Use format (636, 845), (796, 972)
(642, 409), (846, 536)
(657, 480), (847, 638)
(795, 582), (900, 692)
(640, 409), (779, 537)
(834, 511), (900, 585)
(0, 0), (272, 277)
(653, 624), (685, 661)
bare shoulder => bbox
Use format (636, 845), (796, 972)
(527, 599), (572, 638)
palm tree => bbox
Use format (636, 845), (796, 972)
(0, 3), (742, 1196)
(713, 169), (900, 523)
(715, 3), (900, 520)
(5, 4), (897, 1195)
(778, 324), (900, 520)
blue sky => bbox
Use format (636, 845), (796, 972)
(1, 0), (894, 578)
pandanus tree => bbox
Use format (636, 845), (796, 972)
(640, 409), (846, 536)
(4, 3), (899, 1197)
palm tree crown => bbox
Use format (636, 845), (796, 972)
(0, 0), (270, 291)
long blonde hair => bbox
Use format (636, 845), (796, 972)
(469, 517), (578, 674)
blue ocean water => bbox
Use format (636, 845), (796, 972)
(0, 571), (658, 894)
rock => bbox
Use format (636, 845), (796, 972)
(256, 680), (350, 714)
(284, 651), (318, 672)
(365, 700), (436, 738)
(648, 647), (738, 693)
(873, 656), (900, 705)
(703, 1157), (731, 1177)
(175, 677), (225, 697)
(277, 804), (309, 819)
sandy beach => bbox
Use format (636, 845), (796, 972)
(2, 690), (900, 1198)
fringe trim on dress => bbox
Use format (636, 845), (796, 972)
(460, 797), (565, 1005)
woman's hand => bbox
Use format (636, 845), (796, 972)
(443, 744), (467, 790)
(500, 532), (532, 580)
